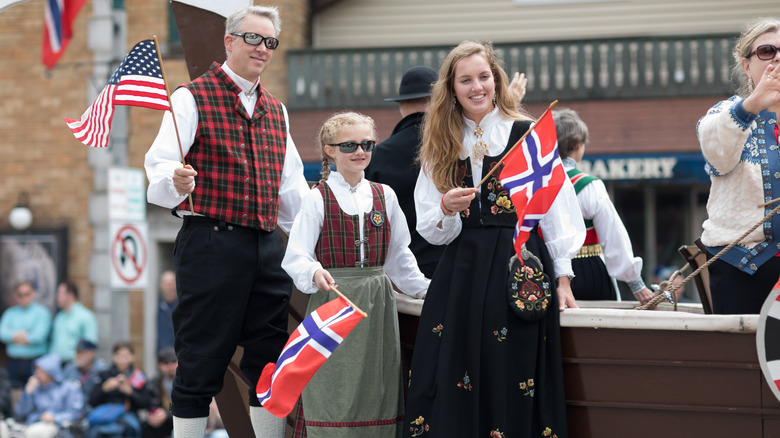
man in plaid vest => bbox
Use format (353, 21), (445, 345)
(144, 6), (310, 438)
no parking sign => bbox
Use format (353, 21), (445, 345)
(110, 222), (149, 289)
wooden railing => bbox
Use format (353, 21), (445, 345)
(286, 33), (737, 109)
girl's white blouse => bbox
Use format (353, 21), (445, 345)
(282, 171), (429, 298)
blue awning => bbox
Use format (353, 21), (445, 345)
(578, 152), (709, 184)
(304, 152), (710, 185)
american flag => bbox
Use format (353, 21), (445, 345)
(256, 296), (365, 418)
(64, 39), (170, 147)
(42, 0), (87, 69)
(499, 110), (566, 259)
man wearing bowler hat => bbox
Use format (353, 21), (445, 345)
(366, 66), (445, 278)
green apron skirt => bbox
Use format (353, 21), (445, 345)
(301, 266), (404, 438)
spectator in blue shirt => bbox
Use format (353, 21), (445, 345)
(14, 352), (84, 437)
(63, 339), (108, 417)
(0, 282), (52, 388)
(50, 281), (98, 362)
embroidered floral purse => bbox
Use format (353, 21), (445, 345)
(507, 245), (552, 321)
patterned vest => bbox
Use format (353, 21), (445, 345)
(179, 63), (287, 231)
(567, 167), (600, 246)
(457, 121), (531, 229)
(315, 182), (391, 268)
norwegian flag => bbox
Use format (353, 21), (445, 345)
(42, 0), (87, 69)
(499, 110), (566, 259)
(64, 39), (170, 147)
(128, 369), (146, 390)
(256, 296), (364, 418)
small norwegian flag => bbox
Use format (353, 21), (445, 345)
(128, 369), (146, 390)
(256, 296), (364, 418)
(499, 110), (566, 260)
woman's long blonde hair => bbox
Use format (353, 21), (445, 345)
(419, 41), (531, 192)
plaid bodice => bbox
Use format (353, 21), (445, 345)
(314, 181), (391, 268)
(180, 63), (287, 231)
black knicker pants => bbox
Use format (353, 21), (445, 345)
(171, 216), (292, 418)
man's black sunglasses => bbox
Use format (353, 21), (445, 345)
(230, 32), (279, 50)
(748, 44), (780, 61)
(329, 141), (376, 153)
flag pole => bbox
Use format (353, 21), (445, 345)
(476, 100), (559, 188)
(758, 196), (780, 208)
(329, 285), (368, 318)
(153, 35), (195, 215)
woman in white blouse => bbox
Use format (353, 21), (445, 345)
(403, 41), (584, 438)
(553, 108), (654, 304)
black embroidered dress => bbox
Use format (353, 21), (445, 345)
(405, 112), (584, 438)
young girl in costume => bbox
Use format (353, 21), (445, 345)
(281, 112), (429, 438)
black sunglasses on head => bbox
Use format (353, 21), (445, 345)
(230, 32), (279, 50)
(329, 140), (376, 153)
(748, 44), (780, 61)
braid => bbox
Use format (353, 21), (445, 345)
(319, 157), (331, 185)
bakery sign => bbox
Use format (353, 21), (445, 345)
(577, 152), (708, 183)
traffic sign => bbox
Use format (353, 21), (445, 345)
(109, 167), (147, 223)
(110, 222), (149, 289)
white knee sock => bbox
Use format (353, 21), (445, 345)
(173, 416), (208, 438)
(249, 406), (285, 438)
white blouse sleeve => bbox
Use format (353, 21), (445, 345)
(579, 179), (644, 287)
(276, 103), (314, 234)
(414, 166), (462, 245)
(539, 176), (586, 278)
(281, 188), (324, 295)
(144, 87), (198, 208)
(382, 186), (430, 298)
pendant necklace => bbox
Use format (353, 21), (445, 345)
(473, 125), (489, 168)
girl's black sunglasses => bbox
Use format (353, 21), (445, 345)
(329, 141), (376, 153)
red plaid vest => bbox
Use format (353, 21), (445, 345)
(315, 182), (391, 268)
(179, 63), (287, 231)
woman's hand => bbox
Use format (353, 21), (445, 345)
(508, 72), (528, 106)
(743, 63), (780, 114)
(633, 286), (654, 305)
(441, 187), (477, 216)
(556, 276), (579, 312)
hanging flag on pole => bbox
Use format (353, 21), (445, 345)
(256, 294), (365, 418)
(499, 109), (566, 259)
(64, 39), (170, 148)
(42, 0), (87, 69)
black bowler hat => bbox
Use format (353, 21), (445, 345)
(384, 66), (438, 102)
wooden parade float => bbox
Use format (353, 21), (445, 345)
(396, 295), (780, 438)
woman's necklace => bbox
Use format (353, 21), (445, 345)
(473, 125), (488, 167)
